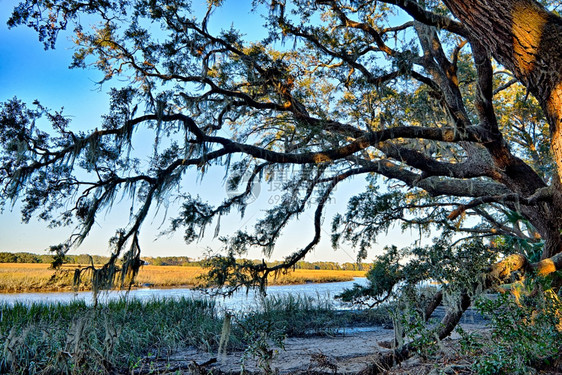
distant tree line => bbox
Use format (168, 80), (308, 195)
(133, 257), (370, 270)
(0, 252), (114, 265)
(146, 256), (194, 266)
(286, 260), (368, 271)
(0, 252), (369, 270)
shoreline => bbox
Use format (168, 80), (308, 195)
(0, 282), (491, 374)
(0, 297), (490, 374)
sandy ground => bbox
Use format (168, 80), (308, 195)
(135, 308), (489, 374)
(177, 326), (394, 374)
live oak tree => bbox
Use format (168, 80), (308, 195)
(2, 0), (562, 370)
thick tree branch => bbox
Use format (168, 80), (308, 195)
(377, 142), (494, 179)
(378, 0), (468, 37)
(351, 157), (510, 198)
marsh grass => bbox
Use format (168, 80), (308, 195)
(250, 293), (343, 337)
(0, 263), (365, 293)
(0, 263), (91, 292)
(268, 269), (365, 285)
(0, 294), (381, 374)
(0, 298), (223, 374)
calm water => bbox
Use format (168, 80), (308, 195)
(0, 277), (368, 311)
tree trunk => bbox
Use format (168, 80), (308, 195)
(442, 0), (562, 258)
(521, 204), (562, 259)
(443, 0), (562, 177)
(362, 5), (562, 372)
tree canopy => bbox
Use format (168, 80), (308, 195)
(2, 0), (562, 296)
(5, 0), (562, 371)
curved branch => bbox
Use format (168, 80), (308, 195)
(319, 0), (399, 56)
(262, 168), (350, 276)
(351, 157), (510, 198)
(377, 142), (495, 179)
(378, 0), (468, 37)
(279, 20), (403, 86)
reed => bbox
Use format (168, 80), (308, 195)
(0, 294), (375, 374)
(0, 298), (223, 374)
(0, 263), (365, 293)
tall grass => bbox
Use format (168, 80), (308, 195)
(0, 263), (75, 292)
(0, 294), (381, 374)
(0, 263), (365, 293)
(249, 294), (343, 337)
(268, 269), (365, 285)
(1, 298), (223, 374)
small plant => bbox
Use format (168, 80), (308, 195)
(252, 293), (343, 337)
(401, 308), (441, 359)
(455, 325), (483, 356)
(237, 312), (286, 374)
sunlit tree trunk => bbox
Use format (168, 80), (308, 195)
(443, 0), (562, 258)
(443, 0), (562, 175)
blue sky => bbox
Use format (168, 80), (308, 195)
(0, 0), (416, 262)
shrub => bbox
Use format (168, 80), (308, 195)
(472, 281), (562, 374)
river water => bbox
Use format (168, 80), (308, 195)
(0, 277), (368, 311)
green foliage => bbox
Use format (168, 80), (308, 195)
(0, 252), (44, 263)
(337, 239), (502, 365)
(400, 308), (441, 359)
(144, 256), (192, 266)
(472, 287), (562, 374)
(0, 251), (115, 265)
(339, 240), (495, 308)
(337, 245), (403, 307)
(455, 325), (484, 356)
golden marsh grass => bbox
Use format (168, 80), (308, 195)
(0, 263), (365, 293)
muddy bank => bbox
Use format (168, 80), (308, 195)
(134, 308), (489, 374)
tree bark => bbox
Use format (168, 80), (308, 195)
(442, 0), (562, 258)
(443, 0), (562, 178)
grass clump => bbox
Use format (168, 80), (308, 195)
(0, 297), (223, 374)
(248, 294), (345, 337)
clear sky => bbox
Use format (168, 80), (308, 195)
(0, 0), (418, 262)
